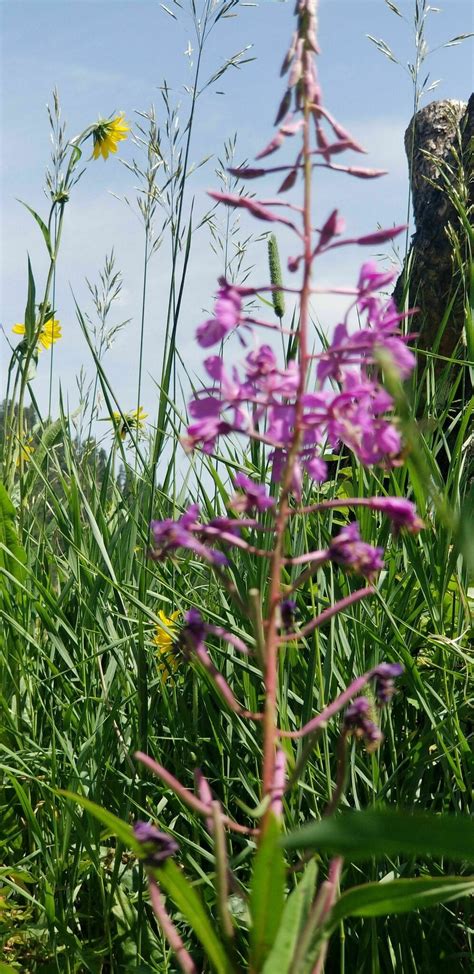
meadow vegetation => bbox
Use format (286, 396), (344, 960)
(1, 1), (472, 972)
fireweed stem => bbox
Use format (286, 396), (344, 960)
(135, 752), (258, 836)
(261, 64), (314, 816)
(148, 877), (197, 974)
(310, 856), (344, 974)
(278, 587), (374, 643)
(295, 497), (398, 515)
(278, 665), (382, 740)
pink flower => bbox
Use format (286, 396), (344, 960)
(343, 697), (384, 751)
(329, 521), (384, 580)
(369, 497), (424, 534)
(371, 662), (404, 704)
(229, 473), (275, 513)
(183, 409), (233, 455)
(150, 504), (233, 566)
(196, 280), (242, 347)
(133, 822), (179, 865)
(357, 261), (397, 298)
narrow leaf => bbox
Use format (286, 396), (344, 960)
(24, 256), (36, 343)
(0, 483), (27, 583)
(250, 813), (286, 969)
(22, 419), (63, 501)
(59, 790), (141, 852)
(282, 808), (474, 862)
(327, 876), (474, 928)
(18, 200), (53, 257)
(262, 860), (317, 974)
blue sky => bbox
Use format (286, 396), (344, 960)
(1, 0), (472, 427)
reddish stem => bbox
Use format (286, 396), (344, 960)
(135, 752), (258, 835)
(148, 876), (197, 974)
(261, 74), (314, 817)
(278, 665), (380, 740)
(311, 857), (343, 974)
(278, 586), (374, 643)
(294, 496), (396, 516)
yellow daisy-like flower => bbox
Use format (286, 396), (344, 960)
(38, 318), (62, 350)
(92, 114), (130, 160)
(12, 318), (62, 350)
(153, 610), (180, 683)
(110, 406), (148, 440)
(16, 437), (34, 468)
(129, 406), (148, 429)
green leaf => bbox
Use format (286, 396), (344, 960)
(262, 860), (317, 974)
(282, 808), (474, 862)
(156, 859), (230, 974)
(249, 813), (286, 970)
(0, 483), (27, 584)
(24, 255), (36, 343)
(22, 419), (63, 501)
(456, 481), (474, 579)
(59, 790), (142, 853)
(465, 260), (474, 365)
(111, 885), (164, 969)
(70, 143), (83, 168)
(18, 200), (53, 257)
(327, 875), (474, 928)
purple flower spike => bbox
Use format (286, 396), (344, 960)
(229, 473), (275, 514)
(183, 608), (207, 642)
(369, 497), (424, 535)
(371, 662), (404, 705)
(280, 598), (298, 631)
(329, 522), (384, 580)
(133, 821), (179, 866)
(343, 697), (384, 752)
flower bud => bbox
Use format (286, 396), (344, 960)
(133, 821), (179, 865)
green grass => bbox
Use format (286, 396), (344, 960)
(1, 324), (472, 971)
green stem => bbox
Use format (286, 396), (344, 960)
(135, 230), (149, 474)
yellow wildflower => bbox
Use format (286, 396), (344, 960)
(153, 610), (180, 682)
(109, 406), (148, 440)
(38, 318), (62, 349)
(128, 406), (148, 429)
(16, 437), (34, 468)
(92, 114), (130, 160)
(12, 318), (62, 350)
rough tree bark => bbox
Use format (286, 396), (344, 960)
(393, 95), (473, 373)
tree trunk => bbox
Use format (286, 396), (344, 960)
(393, 95), (473, 375)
